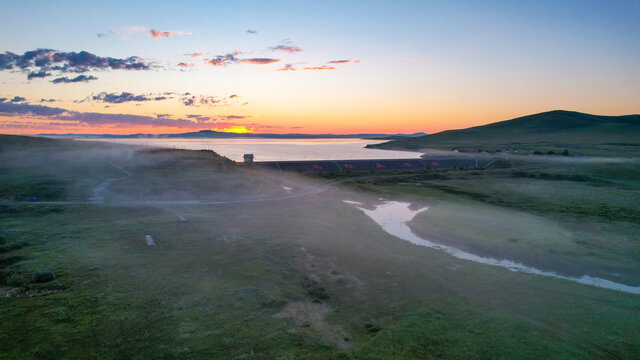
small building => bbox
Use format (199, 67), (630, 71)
(243, 154), (254, 164)
(452, 148), (477, 153)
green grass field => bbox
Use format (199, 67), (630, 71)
(1, 135), (639, 359)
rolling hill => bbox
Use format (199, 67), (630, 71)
(368, 110), (640, 156)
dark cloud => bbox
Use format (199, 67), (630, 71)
(204, 53), (239, 66)
(0, 99), (256, 129)
(270, 45), (303, 53)
(179, 94), (245, 107)
(246, 29), (258, 34)
(186, 114), (212, 121)
(80, 92), (176, 104)
(51, 75), (98, 84)
(92, 92), (153, 103)
(181, 95), (221, 107)
(0, 98), (6, 103)
(0, 52), (19, 69)
(10, 96), (26, 103)
(40, 98), (57, 102)
(0, 49), (151, 81)
(0, 101), (67, 117)
(52, 111), (198, 127)
(220, 115), (248, 120)
(27, 70), (51, 80)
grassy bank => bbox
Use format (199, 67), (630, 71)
(1, 135), (639, 359)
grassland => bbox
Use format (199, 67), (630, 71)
(1, 135), (639, 359)
(368, 110), (640, 157)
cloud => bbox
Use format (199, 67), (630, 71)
(99, 26), (191, 40)
(229, 94), (239, 99)
(276, 64), (297, 71)
(204, 52), (279, 66)
(276, 64), (336, 71)
(0, 49), (151, 81)
(327, 59), (360, 64)
(270, 45), (303, 53)
(40, 98), (57, 102)
(51, 75), (98, 84)
(185, 52), (203, 57)
(204, 53), (237, 66)
(177, 62), (195, 67)
(303, 65), (336, 70)
(246, 29), (258, 34)
(10, 96), (26, 103)
(276, 59), (358, 72)
(237, 58), (280, 65)
(148, 29), (172, 39)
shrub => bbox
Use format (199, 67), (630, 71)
(364, 323), (382, 333)
(33, 269), (54, 282)
(0, 242), (26, 254)
(7, 273), (25, 287)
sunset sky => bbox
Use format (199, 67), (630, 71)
(1, 0), (639, 135)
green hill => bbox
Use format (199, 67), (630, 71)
(368, 110), (640, 156)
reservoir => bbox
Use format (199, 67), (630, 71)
(78, 138), (421, 162)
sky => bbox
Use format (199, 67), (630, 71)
(0, 0), (639, 135)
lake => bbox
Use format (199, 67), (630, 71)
(78, 138), (422, 162)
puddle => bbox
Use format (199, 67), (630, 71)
(145, 235), (156, 246)
(344, 200), (640, 295)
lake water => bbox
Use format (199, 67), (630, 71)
(79, 138), (421, 162)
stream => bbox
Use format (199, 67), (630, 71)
(345, 200), (640, 295)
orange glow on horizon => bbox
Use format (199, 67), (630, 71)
(215, 125), (251, 133)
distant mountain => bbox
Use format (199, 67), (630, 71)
(367, 110), (640, 154)
(39, 130), (427, 140)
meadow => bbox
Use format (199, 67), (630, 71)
(1, 135), (639, 359)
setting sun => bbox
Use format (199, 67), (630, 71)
(216, 126), (251, 133)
